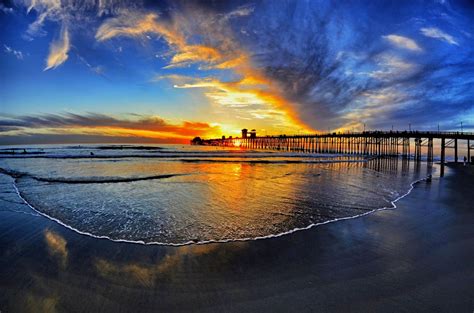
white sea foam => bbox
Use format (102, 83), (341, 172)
(11, 174), (430, 247)
(2, 145), (435, 246)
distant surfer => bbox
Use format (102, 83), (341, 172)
(90, 152), (94, 156)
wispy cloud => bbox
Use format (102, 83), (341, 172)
(44, 26), (70, 70)
(368, 53), (418, 81)
(420, 27), (458, 45)
(25, 0), (63, 37)
(3, 45), (24, 60)
(96, 7), (311, 132)
(383, 34), (423, 52)
(220, 4), (254, 21)
(0, 112), (221, 140)
(77, 54), (105, 75)
(95, 12), (242, 69)
(18, 0), (140, 69)
(7, 0), (474, 135)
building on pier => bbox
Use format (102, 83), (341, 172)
(250, 129), (257, 138)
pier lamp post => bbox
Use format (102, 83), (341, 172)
(461, 121), (463, 133)
(409, 123), (411, 132)
(363, 123), (366, 132)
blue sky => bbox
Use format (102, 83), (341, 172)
(1, 0), (473, 143)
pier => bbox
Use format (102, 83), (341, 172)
(193, 131), (474, 176)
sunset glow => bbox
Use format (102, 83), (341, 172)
(1, 0), (473, 144)
(1, 2), (473, 311)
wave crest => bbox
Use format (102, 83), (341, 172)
(0, 167), (183, 184)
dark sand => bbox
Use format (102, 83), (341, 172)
(0, 164), (473, 312)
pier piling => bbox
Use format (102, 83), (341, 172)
(196, 131), (474, 174)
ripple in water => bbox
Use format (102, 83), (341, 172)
(0, 145), (433, 245)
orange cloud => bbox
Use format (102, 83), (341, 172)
(0, 113), (222, 141)
(96, 13), (226, 69)
(44, 25), (70, 70)
(96, 10), (314, 134)
(170, 73), (311, 132)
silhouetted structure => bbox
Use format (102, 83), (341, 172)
(250, 129), (257, 138)
(194, 131), (474, 176)
(241, 129), (248, 139)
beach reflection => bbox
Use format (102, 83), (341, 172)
(44, 230), (68, 268)
(0, 158), (464, 313)
(23, 293), (59, 313)
(9, 156), (434, 244)
(94, 242), (247, 287)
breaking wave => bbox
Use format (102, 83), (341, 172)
(0, 144), (435, 245)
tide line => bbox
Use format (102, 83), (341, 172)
(12, 175), (430, 247)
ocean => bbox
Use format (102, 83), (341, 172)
(0, 144), (434, 245)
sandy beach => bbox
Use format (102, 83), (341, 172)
(0, 163), (473, 313)
(3, 0), (473, 311)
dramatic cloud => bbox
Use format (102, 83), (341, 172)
(44, 26), (70, 70)
(96, 6), (312, 133)
(420, 27), (459, 46)
(241, 1), (474, 132)
(95, 12), (236, 69)
(4, 0), (474, 136)
(0, 112), (221, 142)
(383, 35), (423, 52)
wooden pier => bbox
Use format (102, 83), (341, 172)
(194, 131), (474, 176)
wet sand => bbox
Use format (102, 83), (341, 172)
(0, 164), (473, 312)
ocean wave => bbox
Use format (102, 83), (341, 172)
(32, 173), (185, 184)
(0, 152), (367, 160)
(179, 158), (368, 164)
(94, 145), (164, 150)
(9, 175), (431, 246)
(0, 167), (184, 184)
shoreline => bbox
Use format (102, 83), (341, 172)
(9, 171), (431, 248)
(0, 164), (472, 312)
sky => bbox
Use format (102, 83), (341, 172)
(0, 0), (473, 144)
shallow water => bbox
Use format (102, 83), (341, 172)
(0, 144), (433, 245)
